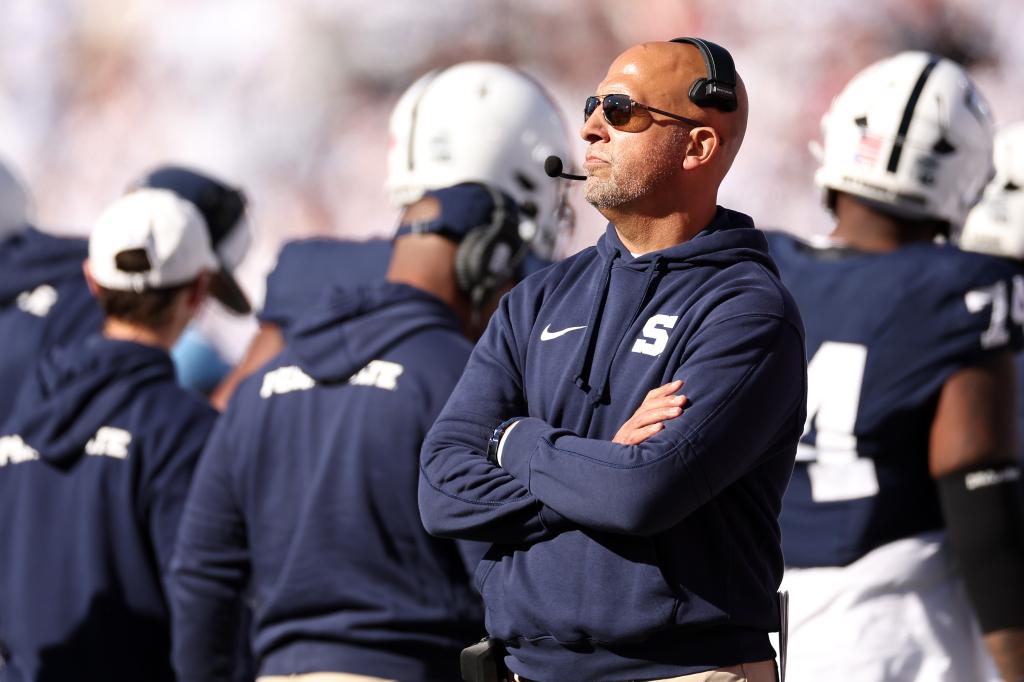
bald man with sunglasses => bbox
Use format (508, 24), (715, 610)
(419, 39), (804, 682)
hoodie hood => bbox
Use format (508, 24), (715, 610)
(596, 206), (776, 273)
(573, 207), (776, 404)
(0, 226), (89, 304)
(287, 282), (463, 383)
(7, 336), (176, 467)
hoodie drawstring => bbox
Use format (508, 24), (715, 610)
(572, 253), (664, 405)
(587, 255), (663, 405)
(572, 251), (617, 393)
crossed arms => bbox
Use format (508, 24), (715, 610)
(419, 301), (806, 540)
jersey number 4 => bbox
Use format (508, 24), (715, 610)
(799, 341), (879, 502)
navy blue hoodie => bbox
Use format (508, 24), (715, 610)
(420, 208), (807, 681)
(0, 227), (103, 421)
(0, 336), (217, 681)
(259, 239), (393, 330)
(259, 238), (553, 332)
(171, 283), (484, 682)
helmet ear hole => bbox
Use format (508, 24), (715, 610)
(933, 137), (956, 155)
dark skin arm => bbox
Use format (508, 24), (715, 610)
(930, 350), (1024, 681)
(209, 322), (286, 411)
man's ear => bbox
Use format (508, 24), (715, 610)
(82, 259), (101, 297)
(682, 127), (720, 171)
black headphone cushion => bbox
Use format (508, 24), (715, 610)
(689, 78), (738, 113)
(454, 216), (522, 308)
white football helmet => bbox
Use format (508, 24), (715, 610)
(988, 122), (1024, 195)
(959, 192), (1024, 260)
(960, 123), (1024, 259)
(0, 158), (30, 239)
(386, 61), (574, 259)
(815, 51), (994, 229)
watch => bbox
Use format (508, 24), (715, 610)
(486, 418), (520, 466)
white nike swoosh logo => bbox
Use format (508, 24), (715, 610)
(540, 324), (587, 341)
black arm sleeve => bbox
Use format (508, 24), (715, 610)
(937, 465), (1024, 633)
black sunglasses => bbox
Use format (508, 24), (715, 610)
(584, 94), (703, 132)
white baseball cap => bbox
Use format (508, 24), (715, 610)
(88, 188), (219, 292)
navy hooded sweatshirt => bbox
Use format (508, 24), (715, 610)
(259, 238), (393, 330)
(171, 282), (484, 682)
(419, 208), (807, 681)
(0, 336), (217, 681)
(0, 227), (103, 421)
(259, 238), (553, 332)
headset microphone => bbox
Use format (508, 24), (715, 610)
(544, 156), (586, 181)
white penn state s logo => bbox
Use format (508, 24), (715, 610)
(16, 284), (58, 318)
(631, 314), (679, 357)
(85, 427), (132, 460)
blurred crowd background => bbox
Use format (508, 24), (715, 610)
(1, 0), (1022, 358)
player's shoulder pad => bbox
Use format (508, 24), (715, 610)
(913, 242), (1024, 293)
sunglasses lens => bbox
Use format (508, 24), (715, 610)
(602, 95), (634, 127)
(584, 96), (601, 122)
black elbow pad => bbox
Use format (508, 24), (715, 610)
(937, 464), (1024, 633)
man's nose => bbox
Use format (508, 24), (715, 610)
(580, 107), (608, 144)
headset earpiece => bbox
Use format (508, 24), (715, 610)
(670, 37), (739, 113)
(454, 186), (525, 310)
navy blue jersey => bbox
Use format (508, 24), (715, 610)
(0, 336), (217, 681)
(171, 283), (483, 682)
(0, 227), (103, 421)
(420, 210), (806, 681)
(259, 238), (392, 330)
(767, 232), (1024, 568)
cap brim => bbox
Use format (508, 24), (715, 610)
(210, 268), (251, 314)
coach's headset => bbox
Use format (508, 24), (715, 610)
(669, 37), (739, 113)
(396, 183), (524, 311)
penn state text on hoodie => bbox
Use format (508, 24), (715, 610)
(171, 283), (484, 682)
(0, 227), (103, 421)
(420, 209), (807, 682)
(0, 336), (217, 682)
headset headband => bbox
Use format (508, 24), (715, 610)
(669, 37), (738, 113)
